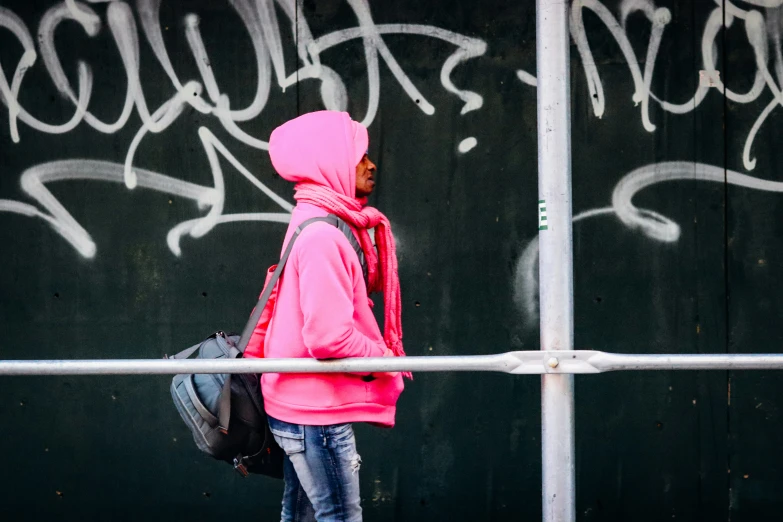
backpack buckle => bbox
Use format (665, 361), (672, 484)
(233, 457), (249, 477)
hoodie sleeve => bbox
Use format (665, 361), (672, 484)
(295, 224), (386, 360)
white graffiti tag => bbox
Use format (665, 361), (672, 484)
(517, 0), (783, 171)
(0, 0), (486, 258)
(514, 161), (783, 327)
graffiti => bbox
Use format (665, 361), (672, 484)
(514, 161), (783, 327)
(512, 0), (783, 326)
(517, 0), (783, 171)
(1, 0), (783, 266)
(0, 0), (486, 257)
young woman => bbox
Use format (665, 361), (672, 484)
(260, 110), (408, 522)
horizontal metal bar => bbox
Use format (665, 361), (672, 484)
(585, 352), (783, 372)
(0, 351), (782, 376)
(0, 353), (520, 376)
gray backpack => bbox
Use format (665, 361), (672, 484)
(169, 215), (365, 477)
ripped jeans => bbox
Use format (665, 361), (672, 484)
(268, 416), (363, 522)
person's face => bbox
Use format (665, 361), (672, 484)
(355, 154), (377, 198)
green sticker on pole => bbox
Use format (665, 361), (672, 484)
(538, 199), (548, 230)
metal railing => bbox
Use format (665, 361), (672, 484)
(1, 351), (783, 376)
(0, 350), (781, 522)
(535, 0), (576, 519)
(0, 347), (779, 522)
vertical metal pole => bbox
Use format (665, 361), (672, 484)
(536, 0), (575, 521)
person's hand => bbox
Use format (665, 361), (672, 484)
(378, 347), (399, 378)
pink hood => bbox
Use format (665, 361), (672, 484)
(269, 110), (369, 197)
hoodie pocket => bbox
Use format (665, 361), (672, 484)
(364, 373), (404, 406)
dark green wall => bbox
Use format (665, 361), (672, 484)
(0, 0), (781, 520)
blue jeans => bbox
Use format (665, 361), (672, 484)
(268, 416), (363, 522)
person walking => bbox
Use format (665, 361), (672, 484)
(258, 110), (408, 522)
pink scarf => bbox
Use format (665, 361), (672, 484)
(294, 182), (408, 364)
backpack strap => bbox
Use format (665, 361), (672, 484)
(170, 343), (200, 360)
(214, 215), (369, 434)
(334, 216), (368, 286)
(169, 331), (233, 360)
(236, 216), (340, 352)
(215, 215), (347, 433)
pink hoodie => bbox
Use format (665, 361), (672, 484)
(260, 111), (404, 427)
